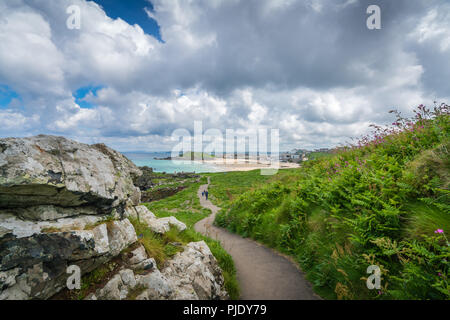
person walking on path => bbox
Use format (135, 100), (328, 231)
(194, 178), (319, 300)
(205, 190), (209, 200)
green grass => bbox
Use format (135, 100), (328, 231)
(179, 152), (216, 160)
(203, 169), (294, 209)
(403, 202), (450, 239)
(146, 176), (208, 217)
(307, 151), (333, 160)
(142, 176), (240, 299)
(84, 214), (116, 230)
(149, 180), (191, 192)
(213, 105), (450, 300)
(54, 175), (239, 300)
(126, 285), (147, 300)
(54, 258), (123, 300)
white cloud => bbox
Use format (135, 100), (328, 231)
(412, 7), (450, 52)
(0, 110), (40, 134)
(0, 6), (65, 97)
(0, 0), (449, 152)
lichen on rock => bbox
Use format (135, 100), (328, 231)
(0, 135), (228, 300)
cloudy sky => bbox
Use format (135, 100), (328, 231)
(0, 0), (449, 152)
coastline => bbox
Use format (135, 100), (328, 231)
(125, 153), (300, 173)
(171, 157), (300, 172)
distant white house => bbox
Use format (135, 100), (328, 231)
(280, 152), (302, 162)
(280, 152), (291, 161)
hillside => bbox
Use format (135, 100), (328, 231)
(211, 104), (449, 299)
(0, 135), (230, 300)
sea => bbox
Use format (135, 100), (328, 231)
(123, 152), (221, 174)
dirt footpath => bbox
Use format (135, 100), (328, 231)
(194, 178), (320, 300)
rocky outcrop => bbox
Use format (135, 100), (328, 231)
(163, 241), (228, 300)
(0, 135), (227, 300)
(0, 135), (141, 211)
(0, 135), (142, 299)
(0, 219), (137, 300)
(86, 242), (228, 300)
(141, 186), (187, 203)
(124, 205), (187, 234)
(134, 166), (200, 203)
(133, 166), (200, 192)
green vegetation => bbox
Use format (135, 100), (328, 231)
(214, 104), (450, 300)
(126, 285), (147, 300)
(143, 176), (240, 299)
(307, 151), (333, 161)
(203, 170), (276, 208)
(179, 151), (215, 160)
(129, 217), (185, 269)
(84, 214), (116, 230)
(76, 262), (116, 299)
(150, 180), (189, 192)
(41, 226), (62, 233)
(56, 258), (123, 300)
(146, 176), (209, 217)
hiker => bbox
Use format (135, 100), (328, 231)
(205, 190), (209, 200)
(202, 190), (205, 197)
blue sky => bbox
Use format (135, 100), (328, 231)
(93, 0), (162, 41)
(73, 85), (104, 109)
(70, 1), (161, 111)
(0, 0), (449, 152)
(0, 85), (20, 109)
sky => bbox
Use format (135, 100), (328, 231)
(0, 0), (449, 152)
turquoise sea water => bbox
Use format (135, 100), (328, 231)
(123, 152), (221, 174)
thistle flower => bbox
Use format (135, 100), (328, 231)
(435, 229), (444, 234)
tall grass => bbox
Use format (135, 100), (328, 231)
(215, 103), (450, 300)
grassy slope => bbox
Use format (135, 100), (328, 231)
(212, 106), (449, 300)
(144, 176), (240, 299)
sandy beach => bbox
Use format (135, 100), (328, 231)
(189, 157), (300, 172)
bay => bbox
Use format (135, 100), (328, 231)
(123, 152), (221, 174)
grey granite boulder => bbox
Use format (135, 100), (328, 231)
(85, 241), (228, 300)
(132, 205), (186, 234)
(0, 218), (138, 300)
(0, 135), (229, 300)
(162, 241), (228, 300)
(0, 135), (141, 211)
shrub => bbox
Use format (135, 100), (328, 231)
(215, 103), (450, 299)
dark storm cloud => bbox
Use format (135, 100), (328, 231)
(0, 0), (449, 151)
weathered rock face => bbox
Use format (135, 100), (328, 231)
(141, 186), (187, 203)
(124, 205), (187, 235)
(86, 242), (228, 301)
(163, 241), (228, 300)
(0, 135), (228, 300)
(0, 135), (141, 211)
(0, 135), (142, 299)
(0, 219), (137, 300)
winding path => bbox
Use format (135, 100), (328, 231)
(194, 177), (319, 300)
